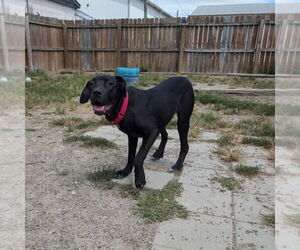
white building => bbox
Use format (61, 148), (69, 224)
(77, 0), (172, 19)
(190, 3), (275, 16)
(26, 0), (80, 20)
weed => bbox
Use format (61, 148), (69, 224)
(119, 184), (140, 199)
(234, 165), (261, 177)
(55, 105), (66, 114)
(241, 136), (274, 149)
(50, 117), (103, 131)
(214, 147), (242, 162)
(137, 181), (188, 223)
(192, 112), (228, 129)
(87, 167), (117, 187)
(218, 132), (236, 146)
(25, 128), (37, 132)
(235, 118), (275, 138)
(262, 213), (275, 227)
(53, 166), (69, 176)
(64, 135), (117, 148)
(195, 91), (274, 116)
(210, 176), (241, 191)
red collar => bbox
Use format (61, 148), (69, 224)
(111, 92), (129, 125)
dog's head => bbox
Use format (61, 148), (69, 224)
(79, 75), (126, 115)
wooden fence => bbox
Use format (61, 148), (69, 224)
(25, 14), (277, 74)
(0, 14), (25, 71)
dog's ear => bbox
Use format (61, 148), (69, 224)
(115, 76), (126, 95)
(80, 81), (92, 104)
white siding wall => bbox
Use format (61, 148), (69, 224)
(3, 0), (25, 16)
(27, 0), (76, 19)
(78, 0), (168, 19)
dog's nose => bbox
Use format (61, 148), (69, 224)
(93, 90), (102, 96)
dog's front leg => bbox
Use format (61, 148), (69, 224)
(134, 131), (159, 189)
(116, 135), (138, 178)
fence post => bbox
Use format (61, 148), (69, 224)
(25, 15), (33, 71)
(178, 25), (185, 73)
(253, 18), (265, 74)
(0, 13), (9, 71)
(116, 20), (122, 67)
(63, 22), (68, 69)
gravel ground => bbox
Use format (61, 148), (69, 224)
(25, 110), (157, 249)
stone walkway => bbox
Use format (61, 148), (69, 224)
(85, 126), (275, 250)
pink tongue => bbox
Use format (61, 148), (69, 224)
(93, 105), (111, 112)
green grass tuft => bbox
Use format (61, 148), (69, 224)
(262, 213), (275, 227)
(218, 132), (236, 146)
(64, 135), (117, 148)
(195, 91), (274, 116)
(137, 180), (188, 223)
(234, 165), (261, 177)
(235, 118), (275, 138)
(88, 167), (117, 183)
(25, 128), (37, 132)
(210, 176), (241, 191)
(192, 112), (228, 129)
(241, 136), (274, 149)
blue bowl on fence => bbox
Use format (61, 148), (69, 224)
(115, 67), (140, 77)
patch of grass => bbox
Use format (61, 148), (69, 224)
(55, 105), (66, 114)
(25, 128), (37, 132)
(234, 165), (261, 177)
(235, 118), (275, 138)
(225, 77), (275, 89)
(87, 167), (117, 187)
(119, 184), (140, 199)
(262, 213), (275, 227)
(137, 180), (188, 223)
(241, 136), (274, 149)
(26, 70), (47, 78)
(195, 91), (274, 116)
(50, 117), (104, 132)
(139, 74), (169, 87)
(278, 124), (300, 137)
(59, 70), (74, 75)
(192, 112), (228, 129)
(210, 176), (241, 191)
(214, 147), (243, 162)
(218, 132), (236, 146)
(277, 103), (300, 116)
(25, 73), (98, 109)
(64, 135), (117, 148)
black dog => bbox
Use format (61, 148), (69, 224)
(80, 75), (194, 189)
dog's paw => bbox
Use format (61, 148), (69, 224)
(135, 179), (146, 190)
(151, 156), (161, 161)
(169, 165), (183, 173)
(115, 169), (130, 178)
(151, 151), (163, 161)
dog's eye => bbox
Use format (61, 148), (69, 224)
(107, 81), (114, 87)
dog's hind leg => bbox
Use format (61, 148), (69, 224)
(170, 90), (194, 172)
(152, 129), (168, 160)
(116, 135), (138, 178)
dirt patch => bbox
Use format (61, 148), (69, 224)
(25, 110), (157, 249)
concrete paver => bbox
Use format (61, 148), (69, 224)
(152, 216), (233, 250)
(112, 169), (174, 190)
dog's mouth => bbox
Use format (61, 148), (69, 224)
(93, 104), (111, 115)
